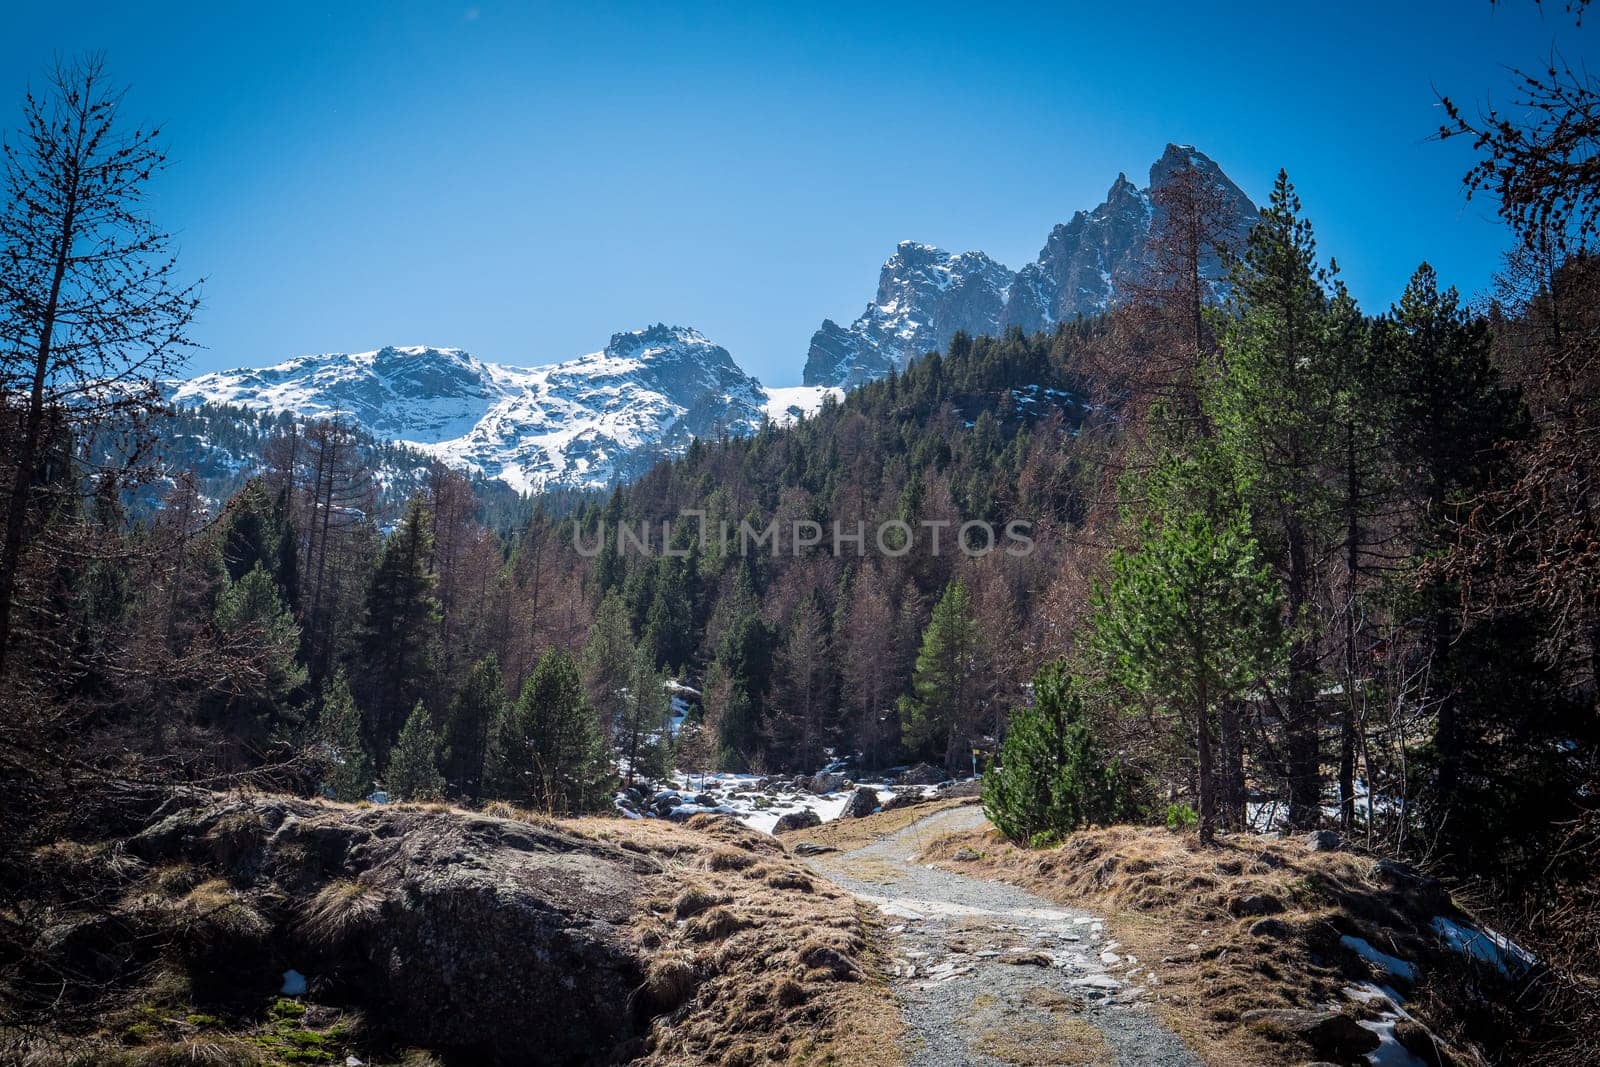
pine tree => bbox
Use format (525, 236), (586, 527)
(519, 648), (612, 813)
(1381, 264), (1526, 817)
(319, 671), (373, 802)
(388, 702), (445, 802)
(441, 654), (505, 800)
(983, 664), (1126, 844)
(211, 563), (307, 729)
(1090, 506), (1281, 843)
(772, 592), (832, 771)
(622, 644), (670, 784)
(353, 497), (442, 755)
(901, 579), (981, 772)
(1211, 171), (1341, 828)
(582, 591), (635, 745)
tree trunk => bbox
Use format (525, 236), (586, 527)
(1285, 521), (1321, 829)
(1197, 681), (1216, 846)
(1219, 700), (1245, 829)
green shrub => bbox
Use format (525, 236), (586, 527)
(983, 663), (1129, 844)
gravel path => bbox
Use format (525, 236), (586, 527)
(803, 805), (1201, 1067)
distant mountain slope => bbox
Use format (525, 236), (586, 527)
(803, 144), (1258, 387)
(169, 325), (838, 492)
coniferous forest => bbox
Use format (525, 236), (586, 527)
(4, 8), (1600, 1067)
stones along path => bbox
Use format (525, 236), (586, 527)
(802, 805), (1201, 1067)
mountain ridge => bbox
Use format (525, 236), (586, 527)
(169, 325), (841, 493)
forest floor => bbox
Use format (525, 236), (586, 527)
(800, 805), (1202, 1067)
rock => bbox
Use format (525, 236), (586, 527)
(790, 842), (838, 857)
(840, 786), (879, 819)
(1228, 893), (1285, 917)
(1248, 918), (1293, 940)
(880, 792), (925, 812)
(997, 951), (1053, 967)
(898, 762), (945, 786)
(1395, 1019), (1459, 1067)
(937, 778), (982, 798)
(128, 794), (655, 1064)
(1242, 1009), (1380, 1058)
(952, 847), (982, 862)
(773, 810), (824, 834)
(693, 793), (716, 807)
(1306, 830), (1343, 852)
(807, 772), (846, 795)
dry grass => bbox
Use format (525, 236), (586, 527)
(298, 877), (383, 946)
(920, 823), (1491, 1067)
(582, 812), (906, 1067)
(968, 1015), (1111, 1066)
(781, 797), (975, 853)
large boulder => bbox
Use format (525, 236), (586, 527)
(128, 795), (656, 1064)
(807, 772), (846, 795)
(898, 762), (945, 786)
(773, 810), (824, 834)
(840, 786), (880, 819)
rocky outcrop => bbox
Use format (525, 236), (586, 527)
(125, 794), (653, 1063)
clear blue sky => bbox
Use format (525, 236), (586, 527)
(5, 2), (1591, 384)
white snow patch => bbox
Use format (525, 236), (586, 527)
(1340, 934), (1417, 981)
(1431, 916), (1536, 976)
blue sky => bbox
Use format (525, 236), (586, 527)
(5, 2), (1592, 384)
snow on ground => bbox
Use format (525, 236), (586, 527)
(659, 770), (900, 834)
(1430, 916), (1536, 976)
(1339, 934), (1417, 982)
(1344, 983), (1428, 1067)
(761, 385), (843, 425)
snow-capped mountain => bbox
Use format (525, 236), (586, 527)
(801, 243), (1013, 387)
(803, 145), (1259, 387)
(170, 326), (840, 492)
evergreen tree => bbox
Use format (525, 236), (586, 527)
(353, 497), (442, 755)
(622, 644), (670, 784)
(901, 579), (980, 771)
(1090, 506), (1281, 843)
(772, 592), (832, 771)
(582, 591), (635, 744)
(1380, 264), (1526, 816)
(319, 671), (373, 802)
(219, 479), (280, 584)
(388, 701), (445, 801)
(983, 664), (1127, 844)
(211, 563), (307, 729)
(1211, 171), (1341, 828)
(441, 654), (505, 800)
(519, 648), (613, 813)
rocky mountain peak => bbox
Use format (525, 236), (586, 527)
(806, 146), (1259, 387)
(802, 242), (1012, 386)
